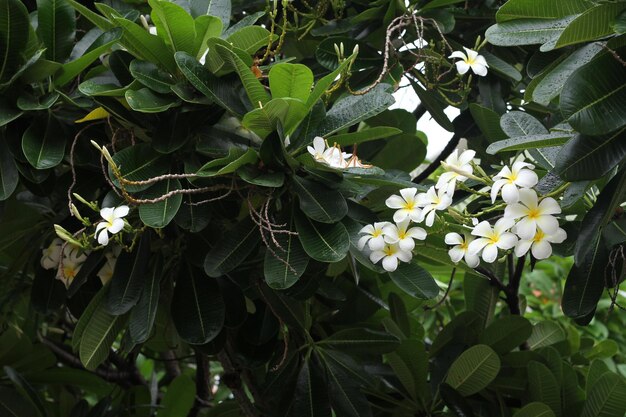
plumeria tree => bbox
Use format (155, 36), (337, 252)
(0, 0), (626, 416)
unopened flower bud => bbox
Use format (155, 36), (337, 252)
(54, 225), (83, 248)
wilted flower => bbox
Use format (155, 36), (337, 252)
(358, 222), (391, 251)
(445, 232), (480, 268)
(95, 206), (129, 246)
(386, 188), (423, 223)
(449, 47), (489, 76)
(369, 243), (412, 272)
(56, 245), (88, 287)
(468, 218), (518, 263)
(515, 227), (567, 259)
(504, 189), (561, 239)
(491, 161), (538, 204)
(382, 218), (427, 251)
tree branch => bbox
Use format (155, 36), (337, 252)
(217, 351), (259, 417)
(191, 349), (211, 417)
(413, 133), (461, 183)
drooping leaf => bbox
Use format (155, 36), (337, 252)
(22, 113), (66, 170)
(204, 217), (261, 277)
(36, 0), (76, 62)
(388, 262), (440, 300)
(560, 49), (626, 135)
(292, 177), (348, 224)
(105, 232), (151, 315)
(528, 361), (562, 417)
(445, 345), (501, 396)
(79, 298), (128, 370)
(294, 210), (350, 263)
(138, 179), (183, 228)
(125, 88), (180, 113)
(385, 339), (429, 404)
(469, 104), (507, 141)
(129, 60), (175, 94)
(293, 355), (331, 417)
(171, 262), (225, 344)
(128, 257), (162, 344)
(0, 0), (30, 83)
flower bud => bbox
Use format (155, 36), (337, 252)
(54, 225), (83, 248)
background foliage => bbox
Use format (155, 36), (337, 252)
(0, 0), (625, 416)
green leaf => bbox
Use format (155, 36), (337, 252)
(410, 79), (455, 132)
(445, 345), (501, 396)
(0, 386), (38, 417)
(421, 0), (465, 11)
(487, 133), (572, 154)
(0, 98), (22, 127)
(562, 233), (608, 320)
(128, 258), (162, 344)
(138, 179), (183, 228)
(581, 373), (626, 417)
(72, 286), (107, 352)
(36, 0), (76, 62)
(388, 262), (439, 300)
(263, 214), (308, 290)
(532, 42), (603, 105)
(320, 351), (373, 417)
(385, 339), (429, 403)
(318, 328), (400, 355)
(481, 50), (523, 82)
(513, 403), (556, 417)
(156, 375), (197, 417)
(55, 28), (123, 86)
(172, 262), (225, 344)
(0, 0), (30, 83)
(555, 3), (626, 49)
(149, 0), (196, 54)
(174, 194), (212, 232)
(369, 133), (427, 172)
(242, 98), (307, 138)
(294, 210), (350, 263)
(469, 104), (507, 141)
(3, 367), (46, 417)
(292, 177), (348, 224)
(560, 49), (626, 136)
(500, 111), (547, 137)
(129, 59), (175, 94)
(79, 298), (127, 370)
(555, 128), (626, 181)
(66, 0), (113, 30)
(31, 266), (66, 314)
(125, 88), (179, 113)
(204, 217), (261, 277)
(192, 15), (222, 59)
(105, 232), (151, 315)
(479, 316), (532, 354)
(313, 84), (395, 138)
(196, 147), (258, 176)
(269, 63), (314, 102)
(21, 113), (66, 170)
(190, 0), (231, 27)
(293, 355), (331, 417)
(109, 143), (170, 192)
(464, 274), (498, 327)
(528, 361), (562, 417)
(217, 43), (270, 107)
(485, 17), (576, 51)
(112, 17), (177, 73)
(528, 321), (565, 349)
(0, 133), (18, 201)
(316, 36), (382, 71)
(329, 127), (402, 147)
(496, 0), (590, 22)
(226, 25), (275, 55)
(174, 51), (247, 115)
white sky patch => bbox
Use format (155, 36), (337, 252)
(390, 77), (459, 162)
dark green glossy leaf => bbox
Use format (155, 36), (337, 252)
(293, 354), (331, 417)
(513, 403), (556, 417)
(388, 262), (439, 300)
(155, 374), (196, 417)
(129, 60), (175, 94)
(0, 134), (19, 200)
(37, 0), (76, 62)
(190, 0), (231, 27)
(496, 0), (589, 22)
(0, 0), (30, 83)
(528, 361), (561, 417)
(129, 257), (163, 343)
(319, 351), (373, 417)
(292, 177), (348, 224)
(109, 143), (170, 192)
(555, 3), (626, 49)
(226, 25), (274, 55)
(445, 345), (501, 397)
(217, 43), (270, 106)
(204, 217), (261, 277)
(479, 316), (532, 354)
(318, 328), (400, 355)
(79, 297), (127, 370)
(22, 113), (66, 170)
(138, 179), (183, 228)
(171, 262), (225, 344)
(485, 17), (576, 51)
(269, 63), (314, 102)
(294, 210), (350, 263)
(149, 0), (196, 54)
(125, 88), (180, 113)
(105, 232), (151, 315)
(264, 215), (308, 290)
(581, 373), (626, 417)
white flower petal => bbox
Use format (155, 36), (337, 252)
(468, 238), (490, 255)
(481, 244), (499, 263)
(515, 217), (537, 239)
(445, 232), (463, 245)
(393, 210), (409, 223)
(472, 221), (493, 238)
(100, 207), (114, 221)
(399, 238), (415, 252)
(497, 233), (518, 250)
(471, 63), (488, 76)
(449, 51), (467, 60)
(538, 197), (561, 215)
(399, 187), (417, 202)
(494, 217), (515, 235)
(458, 150), (476, 165)
(501, 183), (520, 204)
(515, 239), (532, 257)
(504, 203), (527, 220)
(108, 218), (125, 234)
(465, 253), (480, 268)
(536, 215), (559, 234)
(455, 61), (470, 75)
(491, 179), (507, 203)
(386, 195), (406, 209)
(515, 169), (538, 188)
(358, 235), (370, 250)
(382, 255), (399, 272)
(370, 250), (386, 264)
(407, 227), (427, 240)
(113, 205), (129, 218)
(547, 228), (567, 244)
(368, 236), (386, 251)
(359, 224), (375, 235)
(518, 188), (538, 209)
(531, 241), (552, 260)
(425, 210), (436, 227)
(396, 250), (413, 263)
(97, 229), (109, 246)
(448, 246), (465, 263)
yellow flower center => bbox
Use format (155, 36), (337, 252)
(372, 230), (382, 238)
(398, 230), (407, 239)
(488, 233), (500, 245)
(527, 208), (540, 219)
(383, 245), (397, 256)
(506, 173), (518, 183)
(533, 229), (545, 243)
(403, 201), (415, 210)
(460, 242), (468, 250)
(464, 56), (476, 65)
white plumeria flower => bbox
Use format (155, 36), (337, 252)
(445, 233), (480, 268)
(416, 186), (453, 227)
(358, 222), (391, 251)
(505, 188), (561, 239)
(490, 161), (538, 204)
(468, 218), (518, 263)
(515, 227), (567, 260)
(307, 136), (327, 161)
(369, 243), (412, 272)
(386, 188), (422, 223)
(449, 47), (489, 76)
(322, 145), (351, 168)
(382, 218), (427, 251)
(56, 245), (88, 287)
(436, 149), (476, 194)
(41, 238), (63, 270)
(95, 206), (129, 246)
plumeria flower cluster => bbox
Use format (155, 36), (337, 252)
(308, 136), (371, 169)
(443, 158), (566, 266)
